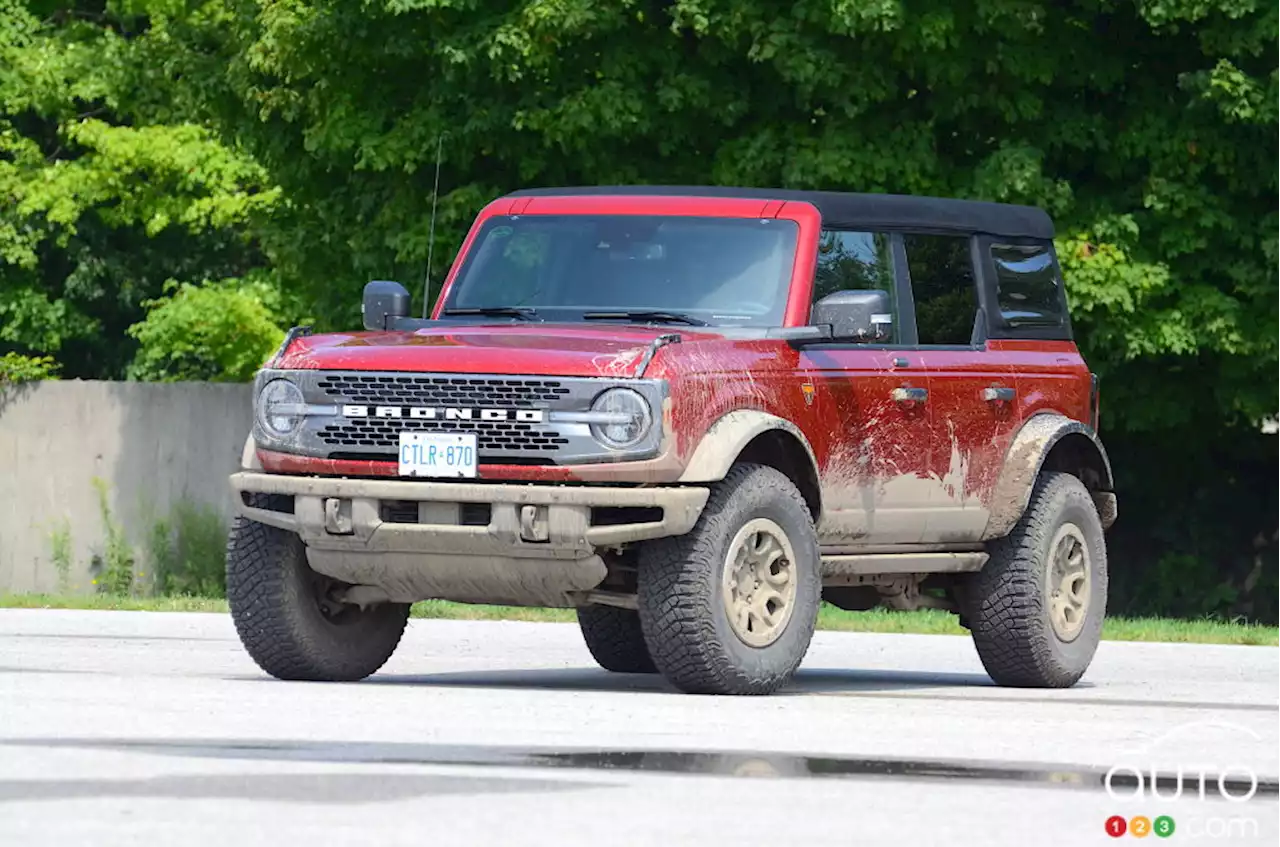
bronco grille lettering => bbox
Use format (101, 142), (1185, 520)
(340, 405), (545, 423)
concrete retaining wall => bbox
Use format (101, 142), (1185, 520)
(0, 381), (252, 593)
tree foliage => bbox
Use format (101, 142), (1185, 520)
(0, 351), (59, 385)
(0, 0), (280, 377)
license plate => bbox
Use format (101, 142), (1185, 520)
(398, 432), (477, 478)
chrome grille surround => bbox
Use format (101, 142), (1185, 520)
(251, 369), (667, 465)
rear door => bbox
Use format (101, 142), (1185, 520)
(897, 233), (1020, 542)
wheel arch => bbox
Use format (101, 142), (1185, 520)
(983, 413), (1116, 539)
(677, 410), (822, 520)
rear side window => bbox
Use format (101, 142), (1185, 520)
(992, 243), (1065, 327)
(903, 233), (978, 346)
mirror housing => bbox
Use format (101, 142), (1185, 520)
(362, 280), (411, 331)
(811, 290), (892, 342)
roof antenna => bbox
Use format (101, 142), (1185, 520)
(421, 131), (448, 318)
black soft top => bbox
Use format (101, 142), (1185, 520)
(504, 185), (1054, 240)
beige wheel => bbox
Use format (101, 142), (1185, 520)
(637, 463), (821, 695)
(1046, 522), (1090, 642)
(721, 518), (798, 648)
(967, 471), (1107, 688)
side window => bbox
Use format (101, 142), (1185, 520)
(902, 233), (978, 346)
(812, 230), (896, 341)
(992, 243), (1064, 327)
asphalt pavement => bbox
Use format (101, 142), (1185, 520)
(1, 610), (1276, 846)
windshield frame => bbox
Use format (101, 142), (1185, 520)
(432, 196), (820, 328)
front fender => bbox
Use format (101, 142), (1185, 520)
(983, 414), (1116, 539)
(677, 410), (818, 483)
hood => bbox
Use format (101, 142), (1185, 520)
(274, 322), (726, 378)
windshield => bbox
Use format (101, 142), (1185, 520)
(441, 215), (799, 327)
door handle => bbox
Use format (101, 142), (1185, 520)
(892, 387), (928, 404)
(982, 386), (1016, 402)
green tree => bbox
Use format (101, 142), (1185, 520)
(0, 0), (280, 378)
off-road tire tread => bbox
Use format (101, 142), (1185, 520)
(226, 513), (409, 681)
(969, 471), (1105, 688)
(577, 606), (657, 673)
(637, 463), (820, 695)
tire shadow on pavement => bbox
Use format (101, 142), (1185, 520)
(353, 666), (999, 694)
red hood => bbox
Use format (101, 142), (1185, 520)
(275, 323), (725, 377)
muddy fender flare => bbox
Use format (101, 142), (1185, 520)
(982, 413), (1116, 540)
(677, 410), (818, 484)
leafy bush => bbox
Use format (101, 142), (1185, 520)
(0, 352), (59, 385)
(126, 276), (286, 382)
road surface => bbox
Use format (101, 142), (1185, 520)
(1, 610), (1276, 845)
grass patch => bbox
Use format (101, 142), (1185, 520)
(411, 599), (576, 623)
(2, 593), (231, 613)
(2, 594), (1275, 645)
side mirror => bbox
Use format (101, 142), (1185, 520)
(811, 290), (892, 342)
(362, 280), (411, 331)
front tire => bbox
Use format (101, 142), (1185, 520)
(966, 471), (1108, 688)
(226, 514), (410, 681)
(577, 606), (657, 673)
(637, 463), (821, 695)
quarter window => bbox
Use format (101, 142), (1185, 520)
(903, 233), (978, 346)
(992, 243), (1065, 327)
(812, 230), (896, 342)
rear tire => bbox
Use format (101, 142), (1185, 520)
(966, 471), (1108, 688)
(226, 513), (410, 681)
(637, 463), (820, 695)
(577, 606), (657, 673)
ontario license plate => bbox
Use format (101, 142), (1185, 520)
(398, 432), (478, 478)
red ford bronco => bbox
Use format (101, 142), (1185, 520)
(227, 186), (1116, 695)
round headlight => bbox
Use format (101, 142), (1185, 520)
(258, 379), (305, 437)
(590, 388), (652, 449)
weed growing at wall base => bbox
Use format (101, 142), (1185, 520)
(146, 501), (228, 598)
(48, 519), (73, 593)
(90, 477), (135, 595)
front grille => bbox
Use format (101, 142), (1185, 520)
(312, 373), (573, 459)
(316, 374), (571, 407)
(317, 417), (569, 455)
(261, 369), (665, 466)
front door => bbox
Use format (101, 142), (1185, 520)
(800, 229), (935, 545)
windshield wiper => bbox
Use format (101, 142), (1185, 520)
(441, 306), (539, 320)
(582, 310), (708, 327)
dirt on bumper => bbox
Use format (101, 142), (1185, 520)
(228, 472), (709, 606)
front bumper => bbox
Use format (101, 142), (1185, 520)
(229, 471), (709, 557)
